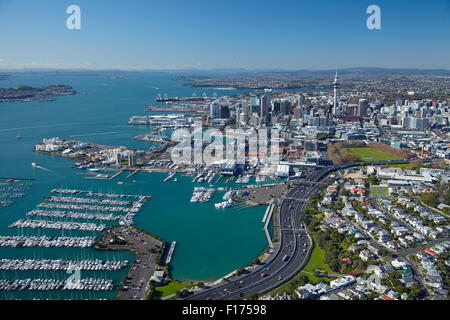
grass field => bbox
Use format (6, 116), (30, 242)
(153, 280), (194, 299)
(345, 147), (402, 161)
(371, 185), (389, 197)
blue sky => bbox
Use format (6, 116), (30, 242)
(0, 0), (449, 70)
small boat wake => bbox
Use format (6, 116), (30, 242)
(32, 163), (53, 173)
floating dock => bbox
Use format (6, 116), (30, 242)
(126, 169), (140, 178)
(109, 169), (125, 180)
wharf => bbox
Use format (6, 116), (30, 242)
(95, 226), (164, 300)
(165, 241), (177, 265)
(126, 169), (140, 178)
(263, 204), (274, 249)
(262, 203), (274, 223)
(109, 169), (125, 180)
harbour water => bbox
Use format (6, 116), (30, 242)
(0, 72), (268, 299)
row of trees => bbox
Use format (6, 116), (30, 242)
(420, 181), (450, 215)
(316, 229), (361, 274)
(381, 271), (422, 299)
(327, 141), (362, 165)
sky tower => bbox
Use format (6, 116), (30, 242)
(332, 68), (339, 115)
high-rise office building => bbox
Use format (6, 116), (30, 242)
(128, 152), (137, 167)
(241, 100), (249, 115)
(298, 94), (305, 111)
(293, 107), (302, 119)
(273, 100), (281, 113)
(210, 101), (221, 119)
(250, 94), (259, 110)
(260, 93), (271, 118)
(235, 106), (241, 126)
(280, 100), (288, 115)
(359, 99), (369, 117)
(220, 105), (230, 119)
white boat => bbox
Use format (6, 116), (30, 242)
(31, 162), (37, 168)
(256, 176), (266, 183)
(215, 199), (232, 209)
(223, 190), (234, 201)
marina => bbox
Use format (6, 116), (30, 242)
(163, 172), (176, 182)
(26, 209), (121, 221)
(0, 236), (96, 248)
(214, 199), (233, 209)
(190, 187), (215, 203)
(0, 73), (268, 298)
(0, 258), (129, 272)
(0, 181), (33, 207)
(9, 219), (107, 232)
(37, 202), (132, 213)
(0, 278), (114, 291)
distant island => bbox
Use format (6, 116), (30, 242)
(0, 84), (77, 102)
(109, 75), (127, 79)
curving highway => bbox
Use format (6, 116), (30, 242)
(186, 159), (426, 300)
(187, 167), (334, 300)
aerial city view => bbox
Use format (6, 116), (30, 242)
(0, 0), (449, 309)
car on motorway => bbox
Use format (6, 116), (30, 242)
(260, 272), (269, 277)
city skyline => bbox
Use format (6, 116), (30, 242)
(0, 0), (449, 70)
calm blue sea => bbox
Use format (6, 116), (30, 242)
(0, 72), (268, 299)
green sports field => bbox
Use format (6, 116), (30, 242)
(371, 185), (389, 197)
(345, 147), (402, 161)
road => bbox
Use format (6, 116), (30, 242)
(187, 167), (336, 300)
(187, 159), (428, 300)
(96, 226), (162, 300)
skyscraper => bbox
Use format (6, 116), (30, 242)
(297, 94), (305, 111)
(359, 99), (369, 117)
(280, 100), (288, 115)
(260, 93), (270, 118)
(220, 105), (230, 119)
(250, 94), (259, 107)
(241, 100), (249, 115)
(235, 106), (241, 126)
(294, 94), (305, 119)
(210, 101), (220, 119)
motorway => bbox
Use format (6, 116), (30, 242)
(186, 159), (423, 300)
(187, 167), (336, 300)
